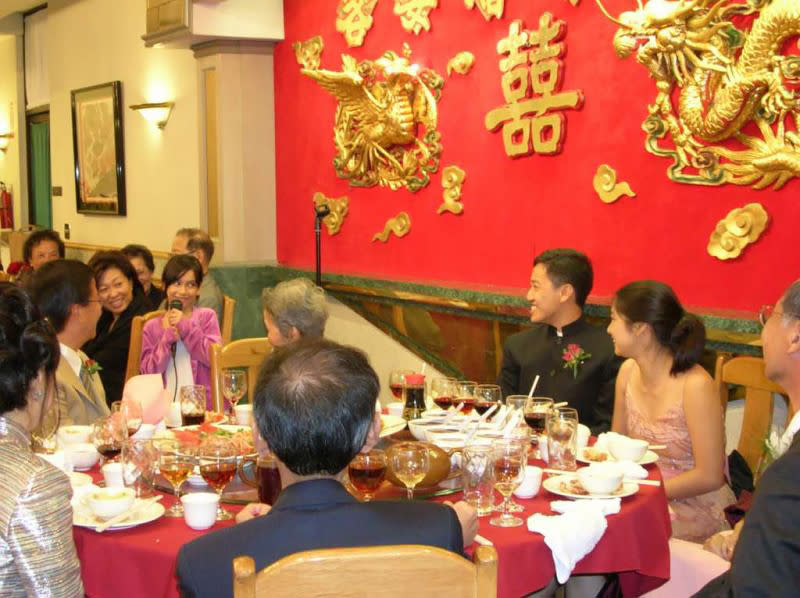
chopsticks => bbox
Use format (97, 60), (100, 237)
(96, 496), (162, 533)
(474, 534), (494, 546)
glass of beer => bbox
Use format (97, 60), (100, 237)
(348, 449), (387, 502)
(180, 385), (206, 426)
(389, 442), (430, 500)
(156, 439), (194, 517)
(239, 453), (282, 505)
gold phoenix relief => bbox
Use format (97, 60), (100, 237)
(596, 0), (800, 190)
(292, 36), (324, 70)
(313, 192), (349, 235)
(447, 52), (475, 77)
(464, 0), (504, 21)
(373, 212), (412, 242)
(593, 164), (635, 204)
(394, 0), (438, 35)
(302, 46), (444, 193)
(336, 0), (378, 48)
(439, 165), (466, 215)
(707, 203), (769, 260)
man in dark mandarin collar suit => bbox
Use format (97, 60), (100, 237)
(695, 281), (800, 597)
(498, 249), (621, 434)
(177, 339), (477, 598)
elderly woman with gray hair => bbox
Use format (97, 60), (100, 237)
(261, 278), (328, 347)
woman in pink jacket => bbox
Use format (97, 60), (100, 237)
(140, 255), (221, 409)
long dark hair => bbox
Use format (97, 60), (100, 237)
(613, 281), (705, 375)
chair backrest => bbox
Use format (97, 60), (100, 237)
(221, 295), (236, 345)
(125, 310), (166, 383)
(209, 337), (270, 413)
(715, 355), (789, 473)
(233, 544), (498, 598)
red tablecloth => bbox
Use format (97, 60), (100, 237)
(74, 465), (670, 598)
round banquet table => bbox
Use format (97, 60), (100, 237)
(73, 461), (670, 598)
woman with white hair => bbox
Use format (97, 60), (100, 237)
(261, 278), (328, 347)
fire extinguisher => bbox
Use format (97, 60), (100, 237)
(0, 183), (13, 229)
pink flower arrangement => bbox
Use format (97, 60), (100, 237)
(562, 343), (591, 379)
(83, 359), (102, 376)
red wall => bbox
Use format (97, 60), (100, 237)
(275, 0), (799, 313)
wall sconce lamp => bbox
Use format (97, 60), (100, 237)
(0, 133), (13, 152)
(129, 102), (174, 129)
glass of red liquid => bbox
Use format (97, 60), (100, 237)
(430, 377), (456, 411)
(180, 385), (206, 426)
(475, 384), (501, 417)
(348, 449), (387, 502)
(388, 370), (413, 402)
(240, 454), (282, 505)
(524, 397), (554, 460)
(92, 415), (126, 464)
(456, 381), (478, 414)
(198, 442), (237, 521)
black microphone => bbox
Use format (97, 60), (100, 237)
(314, 204), (331, 287)
(168, 299), (182, 356)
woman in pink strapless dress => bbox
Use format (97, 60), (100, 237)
(607, 281), (734, 543)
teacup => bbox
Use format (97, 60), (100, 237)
(67, 443), (100, 471)
(576, 464), (623, 495)
(514, 465), (543, 498)
(181, 492), (220, 530)
(102, 462), (125, 488)
(385, 402), (404, 418)
(58, 425), (92, 446)
(87, 487), (135, 520)
(234, 404), (253, 426)
(608, 436), (648, 462)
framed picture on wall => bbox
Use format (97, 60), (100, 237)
(70, 81), (126, 216)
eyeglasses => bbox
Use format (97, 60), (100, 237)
(758, 305), (784, 327)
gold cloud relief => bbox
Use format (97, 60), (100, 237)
(373, 212), (412, 242)
(313, 192), (349, 235)
(707, 203), (769, 261)
(593, 164), (635, 204)
(438, 166), (465, 215)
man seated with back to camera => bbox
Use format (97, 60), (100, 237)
(176, 339), (477, 598)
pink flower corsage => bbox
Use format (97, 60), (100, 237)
(562, 343), (591, 379)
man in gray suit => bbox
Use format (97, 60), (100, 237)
(28, 260), (110, 425)
(171, 228), (223, 323)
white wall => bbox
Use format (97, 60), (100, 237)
(0, 32), (22, 231)
(47, 0), (201, 253)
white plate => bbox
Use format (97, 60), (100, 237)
(543, 474), (639, 500)
(68, 472), (93, 487)
(73, 498), (166, 531)
(577, 447), (659, 466)
(380, 414), (407, 437)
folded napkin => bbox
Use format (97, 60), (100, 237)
(528, 498), (620, 583)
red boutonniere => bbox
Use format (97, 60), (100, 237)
(83, 359), (102, 376)
(562, 344), (591, 379)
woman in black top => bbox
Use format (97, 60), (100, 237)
(83, 251), (153, 406)
(121, 244), (165, 308)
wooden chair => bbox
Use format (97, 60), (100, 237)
(221, 295), (236, 345)
(233, 544), (498, 598)
(209, 338), (270, 413)
(715, 355), (790, 474)
(125, 310), (166, 382)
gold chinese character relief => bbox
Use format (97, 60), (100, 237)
(302, 47), (444, 192)
(485, 15), (584, 158)
(596, 0), (800, 190)
(438, 165), (466, 215)
(464, 0), (503, 21)
(292, 36), (324, 70)
(593, 164), (635, 204)
(313, 192), (349, 235)
(394, 0), (438, 35)
(373, 212), (412, 242)
(446, 52), (475, 77)
(707, 203), (769, 261)
(336, 0), (378, 47)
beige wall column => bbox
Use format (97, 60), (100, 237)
(0, 14), (26, 230)
(194, 41), (277, 264)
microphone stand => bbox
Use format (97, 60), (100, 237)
(314, 204), (330, 287)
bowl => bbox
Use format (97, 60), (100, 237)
(407, 418), (451, 440)
(67, 443), (100, 470)
(58, 425), (92, 445)
(131, 423), (155, 440)
(86, 487), (136, 520)
(608, 436), (649, 462)
(385, 442), (451, 488)
(576, 465), (623, 495)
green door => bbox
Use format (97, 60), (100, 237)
(29, 120), (51, 229)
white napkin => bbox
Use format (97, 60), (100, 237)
(38, 451), (73, 473)
(592, 431), (627, 452)
(527, 498), (619, 583)
(550, 498), (621, 516)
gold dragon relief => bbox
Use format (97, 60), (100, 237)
(595, 0), (800, 190)
(301, 45), (444, 193)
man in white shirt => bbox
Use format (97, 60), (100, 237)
(28, 260), (110, 425)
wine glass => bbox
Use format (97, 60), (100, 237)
(430, 377), (456, 410)
(92, 414), (126, 464)
(31, 386), (61, 454)
(155, 439), (194, 517)
(388, 369), (413, 401)
(505, 395), (528, 412)
(348, 449), (387, 502)
(221, 369), (247, 423)
(456, 381), (478, 414)
(180, 385), (206, 426)
(198, 441), (237, 521)
(122, 439), (156, 498)
(524, 397), (554, 459)
(547, 407), (579, 471)
(389, 442), (430, 500)
(475, 384), (501, 417)
(112, 398), (144, 438)
(490, 439), (526, 528)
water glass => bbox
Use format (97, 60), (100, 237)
(122, 439), (156, 497)
(221, 369), (247, 422)
(462, 445), (495, 516)
(547, 407), (578, 471)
